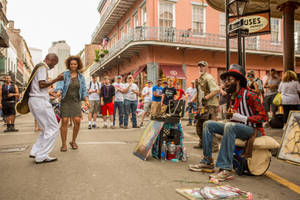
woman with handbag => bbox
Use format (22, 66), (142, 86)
(56, 56), (89, 152)
(278, 70), (300, 123)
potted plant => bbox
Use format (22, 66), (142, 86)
(94, 49), (100, 62)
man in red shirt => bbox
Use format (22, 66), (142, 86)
(189, 64), (268, 182)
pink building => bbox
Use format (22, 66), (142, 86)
(90, 0), (300, 89)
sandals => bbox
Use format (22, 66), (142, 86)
(69, 142), (78, 150)
(60, 146), (67, 152)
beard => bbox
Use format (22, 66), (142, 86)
(225, 82), (237, 94)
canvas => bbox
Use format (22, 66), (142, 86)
(133, 120), (164, 161)
(278, 110), (300, 164)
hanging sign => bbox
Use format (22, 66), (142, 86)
(229, 10), (271, 37)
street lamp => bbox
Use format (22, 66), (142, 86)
(228, 0), (248, 17)
(225, 0), (249, 70)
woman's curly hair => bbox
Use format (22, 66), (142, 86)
(65, 56), (83, 71)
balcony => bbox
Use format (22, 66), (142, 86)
(0, 23), (9, 48)
(92, 0), (137, 44)
(90, 26), (293, 75)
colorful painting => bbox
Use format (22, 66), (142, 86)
(133, 120), (164, 161)
(278, 111), (300, 164)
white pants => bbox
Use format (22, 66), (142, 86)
(28, 97), (59, 161)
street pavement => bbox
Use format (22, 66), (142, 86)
(0, 114), (299, 200)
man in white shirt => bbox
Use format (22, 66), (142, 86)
(87, 74), (101, 129)
(28, 53), (64, 164)
(140, 81), (153, 126)
(112, 75), (125, 128)
(186, 81), (197, 125)
(123, 75), (139, 129)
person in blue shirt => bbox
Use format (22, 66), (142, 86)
(151, 79), (163, 118)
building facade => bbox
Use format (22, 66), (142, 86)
(90, 0), (300, 89)
(29, 47), (43, 66)
(0, 0), (9, 82)
(48, 40), (70, 79)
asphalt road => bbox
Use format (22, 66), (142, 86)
(0, 114), (299, 200)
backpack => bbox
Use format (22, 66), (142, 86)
(89, 81), (100, 90)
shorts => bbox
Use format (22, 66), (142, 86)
(2, 102), (16, 116)
(89, 100), (100, 114)
(151, 101), (161, 117)
(144, 102), (151, 113)
(101, 102), (114, 116)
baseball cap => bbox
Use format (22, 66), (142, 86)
(163, 81), (168, 84)
(117, 75), (122, 79)
(198, 61), (208, 67)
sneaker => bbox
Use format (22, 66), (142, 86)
(111, 126), (115, 129)
(92, 124), (96, 128)
(189, 158), (214, 172)
(209, 169), (234, 182)
(119, 125), (124, 128)
(193, 143), (202, 149)
(103, 125), (107, 128)
(187, 123), (192, 126)
(140, 122), (144, 127)
(133, 125), (140, 128)
(124, 126), (128, 129)
(35, 156), (58, 164)
(88, 125), (92, 129)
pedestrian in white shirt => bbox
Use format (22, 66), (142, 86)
(186, 81), (197, 125)
(278, 70), (300, 123)
(112, 75), (126, 128)
(87, 74), (101, 129)
(140, 81), (153, 126)
(28, 53), (64, 163)
(123, 75), (139, 129)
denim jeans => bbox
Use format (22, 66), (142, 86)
(202, 120), (260, 170)
(113, 101), (124, 126)
(124, 99), (138, 127)
(187, 102), (197, 124)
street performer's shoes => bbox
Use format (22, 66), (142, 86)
(209, 169), (234, 182)
(189, 158), (215, 173)
(35, 156), (58, 164)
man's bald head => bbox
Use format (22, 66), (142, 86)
(44, 53), (59, 69)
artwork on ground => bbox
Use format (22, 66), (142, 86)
(133, 120), (164, 161)
(278, 111), (300, 164)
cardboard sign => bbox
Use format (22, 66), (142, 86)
(229, 10), (271, 37)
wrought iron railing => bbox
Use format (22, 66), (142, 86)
(92, 0), (118, 42)
(0, 23), (9, 48)
(91, 26), (292, 74)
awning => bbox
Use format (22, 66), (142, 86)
(133, 65), (146, 79)
(161, 65), (186, 79)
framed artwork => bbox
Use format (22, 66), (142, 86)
(133, 120), (164, 161)
(278, 111), (300, 164)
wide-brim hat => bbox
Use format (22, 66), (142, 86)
(220, 64), (247, 87)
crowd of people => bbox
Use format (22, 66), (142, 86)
(2, 53), (300, 182)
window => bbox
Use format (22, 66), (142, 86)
(295, 21), (300, 52)
(271, 18), (280, 43)
(141, 4), (147, 26)
(159, 1), (175, 28)
(133, 12), (139, 28)
(192, 5), (206, 36)
(120, 26), (124, 39)
(126, 20), (131, 34)
(219, 12), (226, 38)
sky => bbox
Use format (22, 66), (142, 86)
(6, 0), (100, 56)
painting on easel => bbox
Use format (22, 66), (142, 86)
(278, 111), (300, 164)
